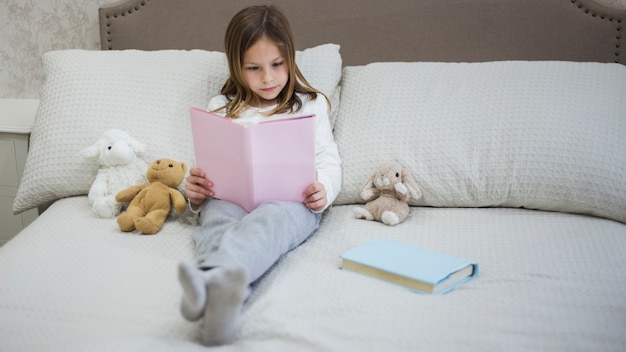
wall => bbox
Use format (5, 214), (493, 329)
(1, 0), (112, 98)
(1, 0), (626, 99)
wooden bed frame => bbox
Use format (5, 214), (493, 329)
(99, 0), (624, 66)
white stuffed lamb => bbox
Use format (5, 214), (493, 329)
(81, 129), (150, 218)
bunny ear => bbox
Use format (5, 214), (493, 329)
(360, 175), (379, 201)
(402, 168), (422, 200)
(360, 177), (374, 192)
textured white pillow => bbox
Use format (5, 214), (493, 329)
(333, 61), (626, 224)
(296, 43), (342, 98)
(14, 44), (342, 213)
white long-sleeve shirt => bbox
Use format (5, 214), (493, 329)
(205, 93), (342, 213)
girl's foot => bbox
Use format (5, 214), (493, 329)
(201, 265), (249, 346)
(178, 261), (208, 322)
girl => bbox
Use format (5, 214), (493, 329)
(178, 5), (342, 346)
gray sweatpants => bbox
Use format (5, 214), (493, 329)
(192, 198), (322, 284)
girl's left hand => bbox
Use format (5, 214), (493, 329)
(303, 180), (327, 212)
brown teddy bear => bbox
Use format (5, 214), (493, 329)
(353, 161), (422, 226)
(116, 158), (187, 234)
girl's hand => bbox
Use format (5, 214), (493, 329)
(303, 180), (327, 212)
(185, 167), (214, 206)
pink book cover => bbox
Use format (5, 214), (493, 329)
(189, 107), (316, 212)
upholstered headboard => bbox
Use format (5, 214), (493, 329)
(99, 0), (625, 65)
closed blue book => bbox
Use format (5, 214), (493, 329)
(340, 239), (478, 294)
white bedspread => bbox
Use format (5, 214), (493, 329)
(1, 197), (625, 351)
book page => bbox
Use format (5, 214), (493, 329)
(250, 116), (316, 207)
(190, 108), (253, 209)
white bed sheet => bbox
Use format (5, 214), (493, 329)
(1, 197), (625, 351)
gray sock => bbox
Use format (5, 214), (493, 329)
(178, 261), (208, 322)
(201, 266), (249, 346)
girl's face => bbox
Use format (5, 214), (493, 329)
(241, 36), (289, 108)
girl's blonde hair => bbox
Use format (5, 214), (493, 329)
(217, 5), (328, 118)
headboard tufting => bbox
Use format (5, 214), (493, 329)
(99, 0), (625, 66)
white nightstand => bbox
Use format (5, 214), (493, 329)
(0, 99), (40, 246)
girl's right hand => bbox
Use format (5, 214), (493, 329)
(185, 167), (214, 206)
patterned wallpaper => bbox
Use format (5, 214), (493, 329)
(1, 0), (625, 98)
(1, 0), (112, 98)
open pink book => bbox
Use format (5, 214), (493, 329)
(189, 107), (316, 212)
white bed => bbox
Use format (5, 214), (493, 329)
(2, 0), (626, 351)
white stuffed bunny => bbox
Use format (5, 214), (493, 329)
(81, 129), (150, 218)
(353, 161), (422, 226)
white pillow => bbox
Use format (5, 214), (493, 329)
(333, 61), (626, 224)
(13, 44), (342, 213)
(296, 43), (342, 99)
